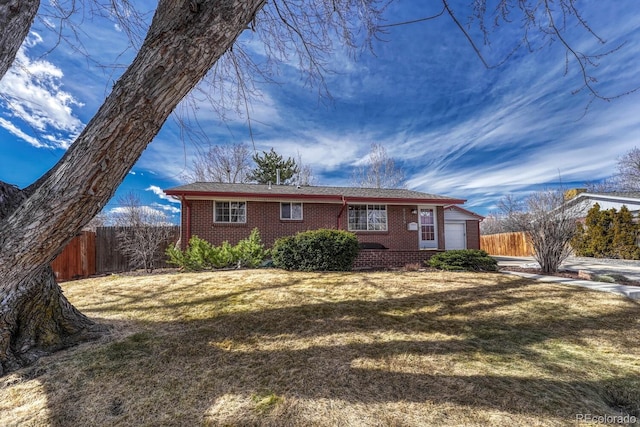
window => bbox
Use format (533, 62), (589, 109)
(281, 202), (303, 220)
(348, 204), (387, 231)
(214, 201), (246, 223)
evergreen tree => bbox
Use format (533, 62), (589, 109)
(612, 205), (640, 259)
(589, 206), (615, 258)
(248, 148), (299, 185)
(572, 203), (640, 259)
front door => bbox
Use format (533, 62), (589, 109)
(418, 207), (437, 249)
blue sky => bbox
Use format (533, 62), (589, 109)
(1, 1), (640, 224)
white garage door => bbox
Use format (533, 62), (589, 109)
(445, 223), (466, 250)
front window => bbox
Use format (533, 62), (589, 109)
(348, 204), (387, 231)
(281, 202), (303, 220)
(214, 201), (246, 223)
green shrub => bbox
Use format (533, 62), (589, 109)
(234, 228), (269, 268)
(272, 229), (359, 271)
(428, 249), (498, 272)
(166, 235), (216, 271)
(166, 229), (268, 271)
(209, 241), (235, 269)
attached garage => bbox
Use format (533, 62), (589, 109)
(444, 205), (484, 251)
(444, 222), (466, 250)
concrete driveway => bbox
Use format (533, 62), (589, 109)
(493, 256), (640, 300)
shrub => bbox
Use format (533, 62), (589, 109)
(234, 228), (269, 268)
(272, 229), (359, 271)
(166, 229), (268, 271)
(428, 249), (498, 272)
(167, 235), (215, 271)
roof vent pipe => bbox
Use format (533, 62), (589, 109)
(276, 169), (281, 185)
(268, 181), (272, 189)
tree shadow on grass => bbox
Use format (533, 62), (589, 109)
(7, 273), (640, 426)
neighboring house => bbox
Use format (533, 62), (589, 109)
(564, 191), (640, 216)
(164, 182), (483, 269)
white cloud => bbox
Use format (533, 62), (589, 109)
(0, 117), (44, 147)
(152, 202), (181, 214)
(0, 32), (84, 149)
(109, 204), (172, 222)
(146, 185), (181, 204)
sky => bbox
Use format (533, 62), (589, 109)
(1, 0), (640, 224)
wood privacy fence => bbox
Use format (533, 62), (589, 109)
(51, 226), (180, 281)
(480, 231), (534, 257)
(51, 231), (96, 282)
(95, 226), (180, 273)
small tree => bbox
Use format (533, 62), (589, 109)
(248, 148), (299, 185)
(293, 152), (315, 186)
(111, 192), (176, 273)
(185, 143), (252, 183)
(615, 147), (640, 192)
(352, 143), (405, 189)
(500, 190), (583, 273)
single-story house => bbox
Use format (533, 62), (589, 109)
(164, 182), (483, 269)
(564, 191), (640, 216)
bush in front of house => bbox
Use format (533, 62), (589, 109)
(271, 229), (360, 271)
(233, 228), (269, 268)
(166, 228), (268, 271)
(427, 249), (498, 272)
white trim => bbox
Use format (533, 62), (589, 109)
(213, 200), (247, 224)
(418, 205), (438, 249)
(347, 204), (388, 231)
(280, 202), (304, 220)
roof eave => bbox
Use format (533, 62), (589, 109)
(163, 190), (465, 205)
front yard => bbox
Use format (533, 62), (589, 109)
(1, 270), (639, 426)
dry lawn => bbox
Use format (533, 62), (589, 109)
(1, 269), (639, 426)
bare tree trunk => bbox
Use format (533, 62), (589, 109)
(0, 0), (39, 80)
(0, 265), (105, 375)
(0, 0), (266, 375)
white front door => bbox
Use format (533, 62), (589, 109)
(445, 222), (466, 250)
(418, 207), (437, 249)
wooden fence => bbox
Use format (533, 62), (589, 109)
(51, 226), (180, 280)
(480, 231), (534, 257)
(96, 226), (180, 273)
(51, 231), (96, 281)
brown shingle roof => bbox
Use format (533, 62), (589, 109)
(164, 182), (465, 205)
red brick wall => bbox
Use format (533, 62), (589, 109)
(465, 220), (481, 250)
(353, 249), (441, 269)
(178, 199), (448, 268)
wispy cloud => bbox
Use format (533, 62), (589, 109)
(0, 32), (83, 149)
(146, 185), (181, 204)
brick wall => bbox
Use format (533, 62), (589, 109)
(179, 199), (448, 268)
(353, 249), (441, 269)
(465, 220), (481, 250)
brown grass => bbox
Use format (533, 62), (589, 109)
(1, 270), (639, 426)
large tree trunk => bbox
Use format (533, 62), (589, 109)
(0, 0), (39, 80)
(0, 0), (266, 375)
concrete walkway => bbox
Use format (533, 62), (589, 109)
(494, 256), (640, 301)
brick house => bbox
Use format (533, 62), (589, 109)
(163, 182), (483, 269)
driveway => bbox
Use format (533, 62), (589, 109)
(493, 255), (640, 300)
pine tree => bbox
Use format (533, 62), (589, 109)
(248, 148), (299, 185)
(580, 204), (615, 258)
(612, 205), (640, 259)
